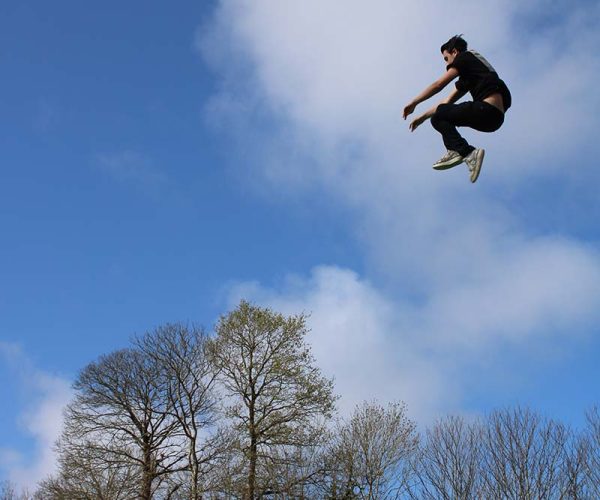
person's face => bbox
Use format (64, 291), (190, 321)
(442, 49), (458, 65)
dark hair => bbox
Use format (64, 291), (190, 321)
(441, 34), (467, 54)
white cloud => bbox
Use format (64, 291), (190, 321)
(227, 253), (600, 422)
(421, 237), (600, 346)
(0, 343), (72, 491)
(201, 0), (600, 419)
(200, 0), (600, 187)
(227, 266), (456, 422)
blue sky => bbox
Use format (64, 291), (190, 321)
(2, 0), (600, 490)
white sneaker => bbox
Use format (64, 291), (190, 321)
(464, 148), (485, 183)
(432, 150), (464, 170)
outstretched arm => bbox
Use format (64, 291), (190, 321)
(408, 87), (467, 132)
(403, 67), (459, 119)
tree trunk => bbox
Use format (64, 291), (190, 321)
(141, 443), (153, 500)
(190, 435), (200, 500)
(248, 400), (257, 500)
(248, 432), (257, 500)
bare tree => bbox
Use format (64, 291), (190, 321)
(60, 348), (186, 499)
(0, 481), (16, 500)
(0, 481), (35, 500)
(260, 428), (332, 498)
(584, 406), (600, 497)
(35, 437), (140, 500)
(135, 324), (224, 499)
(324, 401), (418, 500)
(0, 481), (18, 500)
(410, 415), (483, 500)
(480, 407), (566, 500)
(208, 300), (337, 499)
(559, 429), (589, 500)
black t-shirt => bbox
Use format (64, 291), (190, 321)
(447, 50), (512, 111)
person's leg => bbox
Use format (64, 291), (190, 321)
(462, 103), (504, 182)
(431, 102), (505, 150)
(430, 102), (478, 158)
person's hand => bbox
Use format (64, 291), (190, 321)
(409, 115), (427, 132)
(403, 102), (416, 119)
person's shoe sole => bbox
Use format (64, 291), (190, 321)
(469, 149), (485, 183)
(432, 156), (464, 170)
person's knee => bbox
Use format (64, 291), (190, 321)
(433, 103), (451, 119)
(430, 110), (444, 130)
(431, 103), (450, 125)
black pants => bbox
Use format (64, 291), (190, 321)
(430, 101), (505, 157)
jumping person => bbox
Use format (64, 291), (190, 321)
(403, 35), (511, 183)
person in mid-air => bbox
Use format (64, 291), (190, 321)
(403, 35), (511, 183)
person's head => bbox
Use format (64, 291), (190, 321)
(440, 34), (467, 65)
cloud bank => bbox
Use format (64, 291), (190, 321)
(0, 343), (72, 490)
(200, 1), (600, 418)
